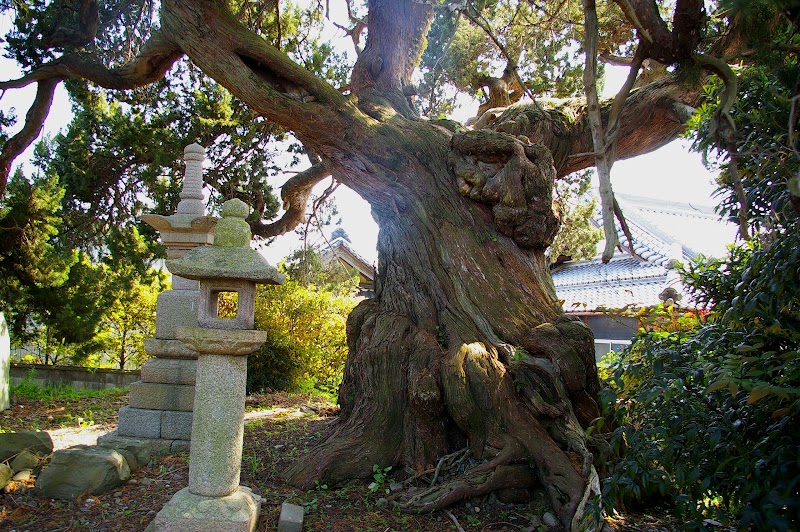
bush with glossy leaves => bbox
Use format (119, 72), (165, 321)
(597, 226), (800, 530)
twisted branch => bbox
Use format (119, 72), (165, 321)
(0, 80), (57, 196)
(0, 31), (183, 195)
(251, 161), (329, 239)
(462, 6), (537, 106)
(0, 31), (181, 92)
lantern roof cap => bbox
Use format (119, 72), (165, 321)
(166, 199), (284, 285)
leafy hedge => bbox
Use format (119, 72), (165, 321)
(247, 278), (358, 395)
(597, 229), (800, 530)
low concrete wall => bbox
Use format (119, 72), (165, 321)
(11, 363), (140, 391)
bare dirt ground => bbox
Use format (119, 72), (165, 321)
(0, 390), (680, 531)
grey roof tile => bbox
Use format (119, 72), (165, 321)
(552, 194), (736, 312)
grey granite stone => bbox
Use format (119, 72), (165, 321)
(129, 382), (195, 412)
(188, 354), (247, 497)
(197, 279), (256, 330)
(148, 486), (260, 532)
(176, 328), (267, 357)
(167, 246), (284, 284)
(161, 411), (193, 440)
(143, 338), (198, 359)
(155, 290), (200, 340)
(141, 358), (197, 385)
(277, 502), (304, 532)
(170, 439), (191, 454)
(117, 406), (162, 439)
(171, 276), (199, 291)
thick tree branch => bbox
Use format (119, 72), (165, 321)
(0, 79), (57, 197)
(0, 31), (182, 193)
(161, 0), (352, 147)
(0, 31), (182, 91)
(251, 162), (329, 239)
(462, 9), (535, 107)
(350, 0), (434, 117)
(613, 0), (704, 64)
(482, 74), (700, 179)
(559, 76), (701, 176)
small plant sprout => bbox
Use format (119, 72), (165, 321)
(368, 464), (393, 494)
(245, 452), (262, 475)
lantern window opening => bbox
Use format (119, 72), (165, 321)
(214, 290), (240, 320)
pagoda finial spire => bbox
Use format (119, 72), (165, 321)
(177, 143), (206, 215)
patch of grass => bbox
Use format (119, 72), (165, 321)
(11, 369), (126, 401)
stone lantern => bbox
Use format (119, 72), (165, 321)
(149, 199), (283, 532)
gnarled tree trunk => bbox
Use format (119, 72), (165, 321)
(284, 119), (602, 529)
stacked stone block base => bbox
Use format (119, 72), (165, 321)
(98, 431), (190, 456)
(117, 406), (194, 440)
(117, 341), (198, 446)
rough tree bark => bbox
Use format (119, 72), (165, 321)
(299, 129), (607, 530)
(1, 1), (708, 529)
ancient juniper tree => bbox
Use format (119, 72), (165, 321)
(0, 1), (735, 528)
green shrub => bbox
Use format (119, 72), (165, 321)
(247, 278), (358, 395)
(596, 230), (800, 530)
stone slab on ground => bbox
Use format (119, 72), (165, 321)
(129, 382), (195, 411)
(146, 486), (261, 532)
(98, 431), (188, 456)
(96, 433), (152, 470)
(35, 445), (131, 499)
(277, 502), (304, 532)
(141, 358), (197, 385)
(10, 450), (41, 472)
(0, 431), (53, 463)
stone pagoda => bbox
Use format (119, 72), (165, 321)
(149, 198), (283, 531)
(110, 143), (217, 452)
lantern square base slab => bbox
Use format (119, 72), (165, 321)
(147, 486), (261, 532)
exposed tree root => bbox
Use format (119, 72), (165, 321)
(394, 464), (537, 513)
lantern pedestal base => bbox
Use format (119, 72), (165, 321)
(146, 486), (261, 532)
